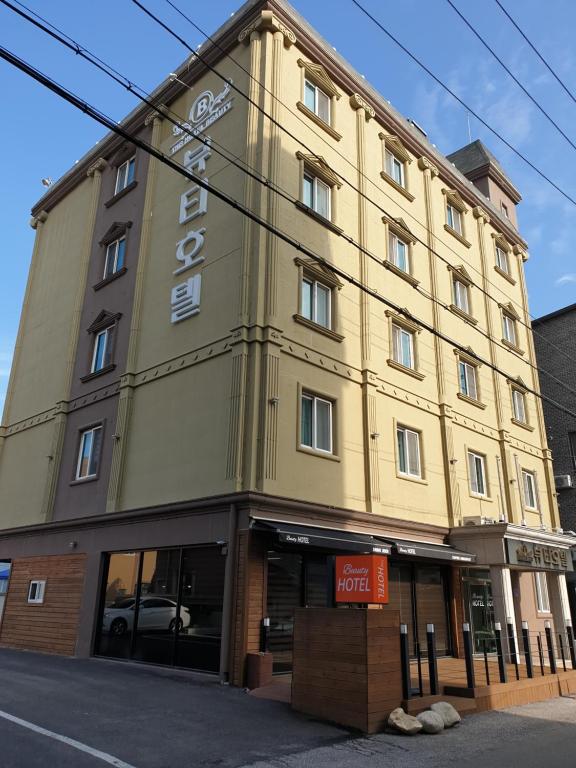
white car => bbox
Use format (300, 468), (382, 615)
(102, 597), (191, 636)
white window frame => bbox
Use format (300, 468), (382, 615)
(534, 572), (550, 613)
(396, 426), (422, 479)
(303, 172), (331, 219)
(495, 244), (510, 274)
(502, 312), (517, 345)
(385, 149), (405, 188)
(114, 156), (135, 195)
(300, 393), (333, 454)
(522, 469), (538, 510)
(459, 360), (478, 400)
(303, 78), (331, 124)
(468, 451), (488, 497)
(76, 426), (103, 480)
(90, 326), (113, 374)
(501, 202), (510, 219)
(453, 277), (470, 314)
(104, 237), (126, 279)
(27, 580), (46, 605)
(446, 203), (463, 235)
(392, 323), (415, 370)
(512, 388), (527, 423)
(388, 231), (410, 273)
(301, 277), (332, 329)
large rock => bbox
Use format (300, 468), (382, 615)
(430, 701), (461, 728)
(387, 707), (423, 735)
(417, 710), (445, 734)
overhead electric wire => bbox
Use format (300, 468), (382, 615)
(446, 0), (576, 155)
(130, 0), (576, 375)
(3, 44), (576, 430)
(494, 0), (576, 109)
(7, 0), (576, 407)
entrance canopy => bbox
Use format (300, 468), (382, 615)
(251, 520), (392, 554)
(390, 539), (476, 563)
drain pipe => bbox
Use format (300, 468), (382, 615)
(219, 502), (238, 684)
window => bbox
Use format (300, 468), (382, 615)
(502, 312), (518, 346)
(104, 237), (126, 280)
(301, 277), (331, 329)
(91, 326), (114, 373)
(495, 245), (510, 274)
(534, 572), (550, 613)
(392, 323), (415, 369)
(468, 451), (487, 496)
(303, 172), (330, 219)
(388, 231), (410, 273)
(459, 360), (478, 400)
(501, 202), (509, 219)
(301, 393), (333, 453)
(512, 389), (527, 423)
(569, 432), (576, 471)
(304, 78), (330, 123)
(446, 203), (463, 236)
(385, 149), (405, 187)
(397, 427), (422, 478)
(76, 426), (103, 480)
(27, 580), (46, 604)
(115, 156), (135, 194)
(522, 470), (538, 510)
(453, 278), (470, 314)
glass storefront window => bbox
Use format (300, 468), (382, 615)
(95, 552), (140, 659)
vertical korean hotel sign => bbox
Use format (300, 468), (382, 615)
(335, 555), (389, 604)
(168, 82), (234, 324)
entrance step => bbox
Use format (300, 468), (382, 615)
(403, 694), (477, 716)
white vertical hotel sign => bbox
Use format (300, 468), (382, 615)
(169, 83), (234, 324)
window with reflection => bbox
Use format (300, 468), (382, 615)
(95, 552), (140, 659)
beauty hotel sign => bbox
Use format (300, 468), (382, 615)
(335, 555), (389, 604)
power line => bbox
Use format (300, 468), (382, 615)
(446, 0), (576, 155)
(8, 0), (576, 407)
(349, 0), (576, 209)
(494, 0), (576, 108)
(3, 43), (576, 431)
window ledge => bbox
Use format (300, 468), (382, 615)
(387, 358), (425, 380)
(494, 265), (516, 285)
(444, 224), (471, 248)
(470, 492), (493, 502)
(501, 338), (525, 356)
(295, 201), (343, 235)
(104, 180), (138, 208)
(457, 392), (487, 410)
(397, 471), (428, 485)
(80, 363), (116, 383)
(511, 418), (535, 432)
(93, 267), (128, 291)
(449, 304), (478, 325)
(384, 260), (420, 287)
(293, 314), (344, 342)
(70, 475), (98, 486)
(296, 102), (342, 141)
(379, 171), (415, 202)
(297, 445), (341, 462)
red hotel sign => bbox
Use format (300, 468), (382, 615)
(335, 554), (389, 604)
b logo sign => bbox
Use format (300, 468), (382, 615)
(335, 554), (389, 604)
(190, 91), (213, 123)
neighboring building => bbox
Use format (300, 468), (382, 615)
(533, 303), (576, 615)
(0, 0), (573, 682)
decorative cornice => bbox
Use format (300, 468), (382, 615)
(144, 103), (168, 126)
(296, 151), (342, 188)
(417, 156), (439, 177)
(513, 243), (529, 262)
(349, 93), (375, 119)
(99, 220), (133, 246)
(238, 11), (296, 47)
(297, 58), (341, 98)
(380, 133), (411, 163)
(382, 215), (416, 243)
(29, 210), (49, 230)
(442, 187), (468, 213)
(86, 158), (108, 178)
(472, 205), (490, 224)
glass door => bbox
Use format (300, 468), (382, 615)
(464, 579), (496, 653)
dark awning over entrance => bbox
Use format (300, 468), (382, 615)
(251, 520), (392, 555)
(391, 539), (476, 563)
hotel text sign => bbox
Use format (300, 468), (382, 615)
(335, 555), (389, 604)
(507, 540), (573, 572)
(170, 82), (234, 156)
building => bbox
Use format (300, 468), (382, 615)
(533, 303), (576, 617)
(0, 0), (573, 684)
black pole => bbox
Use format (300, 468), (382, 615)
(507, 618), (519, 680)
(537, 633), (545, 675)
(416, 639), (424, 697)
(545, 622), (557, 674)
(567, 623), (576, 669)
(260, 617), (270, 653)
(559, 633), (567, 672)
(400, 623), (411, 700)
(463, 623), (476, 690)
(522, 621), (533, 679)
(483, 638), (490, 685)
(494, 622), (507, 683)
(427, 623), (439, 696)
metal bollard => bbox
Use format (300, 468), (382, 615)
(400, 624), (411, 700)
(522, 621), (533, 679)
(507, 617), (519, 680)
(545, 621), (557, 674)
(260, 616), (270, 653)
(427, 624), (439, 696)
(537, 633), (545, 675)
(567, 622), (576, 670)
(483, 639), (490, 685)
(559, 633), (567, 672)
(494, 622), (507, 683)
(463, 622), (476, 690)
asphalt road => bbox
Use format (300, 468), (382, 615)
(2, 648), (576, 767)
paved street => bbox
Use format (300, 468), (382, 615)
(1, 648), (576, 767)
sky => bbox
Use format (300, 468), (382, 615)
(1, 0), (575, 414)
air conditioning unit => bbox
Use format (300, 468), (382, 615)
(463, 515), (497, 526)
(555, 475), (573, 490)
